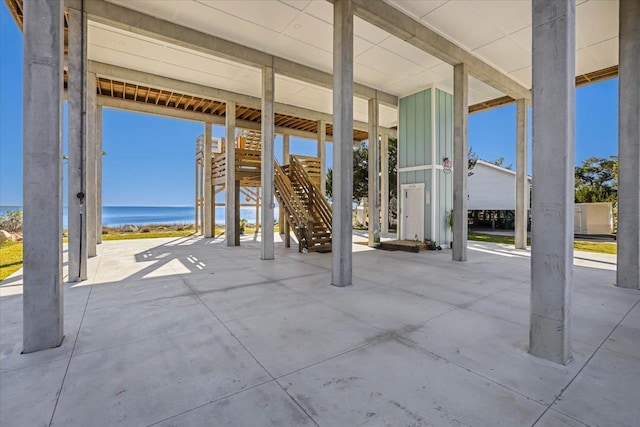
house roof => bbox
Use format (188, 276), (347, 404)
(474, 160), (532, 182)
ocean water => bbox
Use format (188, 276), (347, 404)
(0, 206), (278, 228)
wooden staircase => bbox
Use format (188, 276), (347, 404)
(275, 155), (332, 252)
(200, 129), (332, 253)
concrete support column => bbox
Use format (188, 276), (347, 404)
(332, 0), (354, 287)
(283, 134), (290, 166)
(225, 101), (237, 246)
(67, 4), (88, 282)
(368, 96), (380, 246)
(452, 63), (469, 261)
(96, 106), (103, 244)
(515, 99), (529, 249)
(617, 0), (640, 290)
(261, 65), (275, 260)
(279, 135), (290, 235)
(283, 134), (291, 247)
(22, 0), (64, 353)
(530, 0), (575, 364)
(86, 72), (98, 257)
(212, 183), (216, 234)
(381, 133), (389, 234)
(195, 160), (200, 233)
(203, 123), (213, 237)
(235, 181), (241, 245)
(317, 120), (327, 195)
(256, 188), (261, 233)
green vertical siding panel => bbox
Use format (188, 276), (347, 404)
(434, 90), (441, 244)
(439, 90), (446, 244)
(399, 88), (433, 173)
(399, 89), (437, 240)
(445, 91), (453, 244)
(407, 95), (416, 167)
(399, 97), (408, 169)
(425, 90), (432, 165)
(424, 169), (432, 240)
(415, 91), (425, 167)
(398, 98), (410, 167)
(434, 89), (454, 244)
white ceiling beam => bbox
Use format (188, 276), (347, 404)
(70, 0), (398, 107)
(88, 61), (396, 138)
(347, 0), (531, 100)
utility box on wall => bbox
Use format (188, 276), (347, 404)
(398, 87), (453, 246)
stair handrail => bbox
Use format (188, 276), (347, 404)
(289, 156), (332, 233)
(273, 159), (315, 231)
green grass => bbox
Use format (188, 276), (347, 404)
(573, 240), (617, 255)
(468, 233), (528, 245)
(0, 241), (23, 281)
(102, 230), (196, 240)
(468, 232), (617, 255)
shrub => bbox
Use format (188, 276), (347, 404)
(0, 209), (23, 232)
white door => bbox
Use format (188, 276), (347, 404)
(403, 187), (424, 241)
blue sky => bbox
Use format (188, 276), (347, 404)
(0, 5), (618, 207)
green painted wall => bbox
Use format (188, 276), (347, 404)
(435, 89), (454, 245)
(399, 89), (432, 168)
(399, 89), (432, 240)
(399, 88), (453, 245)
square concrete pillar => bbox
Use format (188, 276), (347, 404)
(282, 135), (291, 247)
(261, 65), (275, 260)
(515, 99), (529, 250)
(617, 0), (640, 290)
(195, 158), (200, 233)
(86, 72), (98, 257)
(452, 63), (469, 261)
(67, 5), (88, 282)
(381, 133), (389, 234)
(317, 120), (327, 195)
(278, 135), (289, 235)
(368, 95), (380, 247)
(530, 0), (575, 365)
(225, 101), (237, 246)
(235, 181), (241, 246)
(203, 123), (214, 238)
(22, 0), (65, 353)
(96, 106), (103, 244)
(332, 0), (354, 287)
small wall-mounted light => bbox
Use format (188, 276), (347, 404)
(442, 157), (451, 175)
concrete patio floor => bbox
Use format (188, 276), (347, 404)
(1, 235), (638, 426)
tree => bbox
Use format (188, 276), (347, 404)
(326, 138), (398, 206)
(325, 143), (368, 205)
(489, 157), (513, 170)
(387, 137), (398, 198)
(468, 147), (478, 176)
(575, 156), (618, 203)
(0, 209), (23, 232)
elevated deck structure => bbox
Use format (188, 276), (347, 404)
(196, 131), (332, 252)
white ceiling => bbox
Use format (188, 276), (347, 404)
(93, 0), (619, 128)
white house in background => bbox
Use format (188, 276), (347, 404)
(468, 160), (532, 211)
